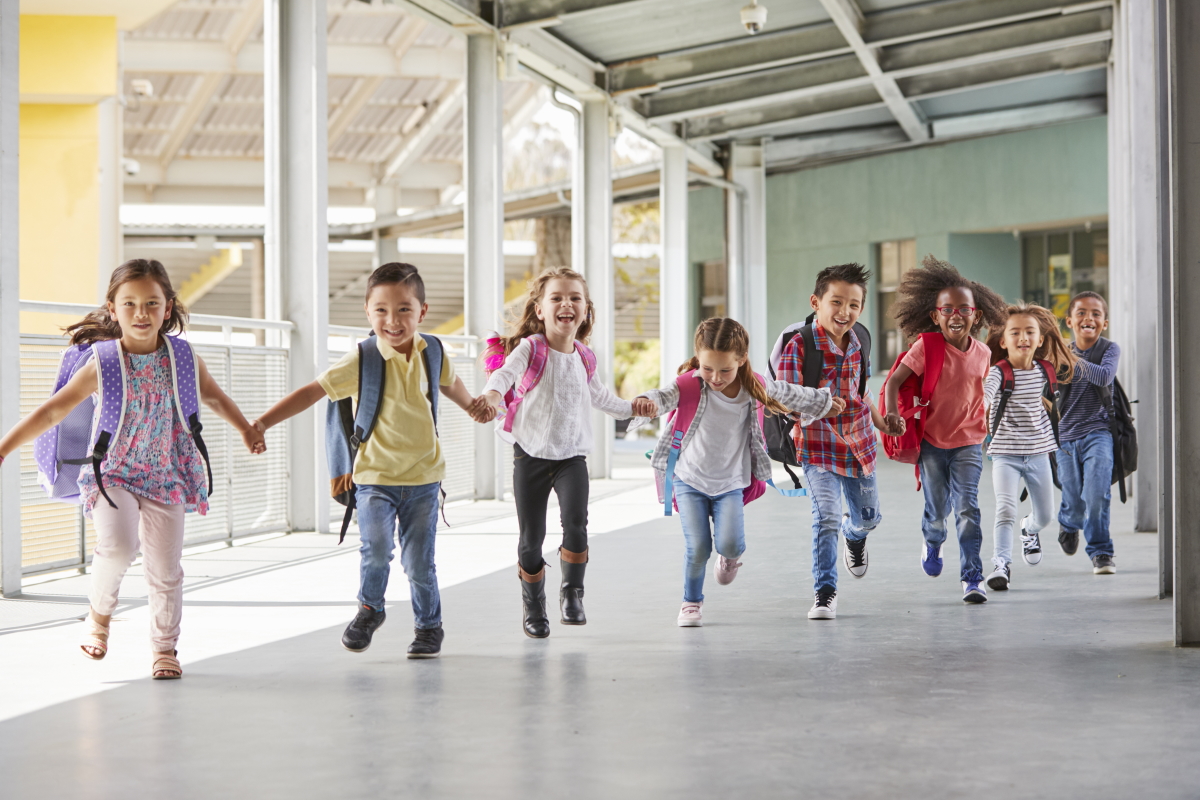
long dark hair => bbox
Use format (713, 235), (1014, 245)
(678, 318), (790, 415)
(65, 259), (189, 346)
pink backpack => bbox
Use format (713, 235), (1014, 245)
(482, 333), (598, 435)
(657, 370), (769, 516)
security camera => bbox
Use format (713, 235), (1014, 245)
(741, 1), (767, 34)
(122, 157), (141, 176)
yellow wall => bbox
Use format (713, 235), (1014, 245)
(18, 15), (117, 334)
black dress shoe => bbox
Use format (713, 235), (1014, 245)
(406, 625), (444, 659)
(520, 569), (551, 639)
(342, 604), (386, 652)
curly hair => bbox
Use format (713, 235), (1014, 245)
(986, 301), (1077, 382)
(679, 318), (790, 416)
(889, 254), (1008, 338)
(491, 267), (594, 355)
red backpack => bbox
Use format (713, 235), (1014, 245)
(880, 332), (947, 487)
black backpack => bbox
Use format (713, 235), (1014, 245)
(764, 314), (871, 493)
(1058, 337), (1138, 503)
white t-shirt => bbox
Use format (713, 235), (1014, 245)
(984, 364), (1058, 456)
(674, 387), (752, 497)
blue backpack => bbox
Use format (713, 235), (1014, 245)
(33, 336), (212, 509)
(325, 333), (444, 542)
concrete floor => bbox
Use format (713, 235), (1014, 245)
(1, 450), (1198, 799)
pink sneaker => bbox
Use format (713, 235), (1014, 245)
(715, 555), (743, 585)
(677, 602), (703, 627)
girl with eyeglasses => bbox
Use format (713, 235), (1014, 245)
(883, 256), (1008, 603)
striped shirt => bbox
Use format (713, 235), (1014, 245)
(983, 364), (1058, 457)
(1059, 339), (1121, 442)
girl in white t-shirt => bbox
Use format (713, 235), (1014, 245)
(638, 318), (842, 627)
(983, 303), (1077, 591)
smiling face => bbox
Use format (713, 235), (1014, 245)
(696, 348), (746, 395)
(535, 278), (588, 340)
(1066, 296), (1108, 349)
(809, 280), (865, 344)
(365, 282), (427, 352)
(1000, 313), (1044, 366)
(930, 286), (980, 349)
(107, 276), (172, 350)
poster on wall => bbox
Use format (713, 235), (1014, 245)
(1049, 254), (1072, 293)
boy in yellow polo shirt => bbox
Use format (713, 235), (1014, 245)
(253, 263), (490, 658)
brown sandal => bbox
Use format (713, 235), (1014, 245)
(80, 612), (109, 660)
(152, 650), (182, 680)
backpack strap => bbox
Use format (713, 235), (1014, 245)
(353, 336), (387, 449)
(662, 372), (702, 516)
(502, 335), (550, 434)
(420, 334), (450, 526)
(1036, 359), (1061, 448)
(918, 332), (946, 406)
(576, 341), (598, 383)
(988, 359), (1016, 441)
(89, 340), (128, 510)
(164, 336), (214, 499)
(800, 325), (823, 389)
(852, 323), (871, 397)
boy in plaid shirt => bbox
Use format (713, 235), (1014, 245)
(777, 263), (901, 620)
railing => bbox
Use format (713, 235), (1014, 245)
(16, 301), (294, 576)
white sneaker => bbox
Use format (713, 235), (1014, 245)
(807, 590), (837, 620)
(677, 602), (703, 627)
(986, 562), (1011, 591)
(1021, 516), (1042, 565)
(715, 555), (743, 585)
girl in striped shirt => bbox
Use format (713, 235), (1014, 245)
(983, 303), (1077, 591)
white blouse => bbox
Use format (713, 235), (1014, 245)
(483, 337), (633, 460)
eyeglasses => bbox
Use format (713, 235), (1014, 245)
(936, 307), (977, 318)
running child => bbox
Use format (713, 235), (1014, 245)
(1057, 291), (1119, 574)
(638, 318), (843, 627)
(777, 263), (902, 620)
(476, 267), (651, 639)
(0, 259), (266, 679)
(983, 302), (1077, 590)
(883, 256), (1008, 603)
(253, 263), (483, 659)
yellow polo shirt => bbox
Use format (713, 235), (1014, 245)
(318, 336), (455, 486)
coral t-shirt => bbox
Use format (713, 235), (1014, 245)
(900, 335), (990, 449)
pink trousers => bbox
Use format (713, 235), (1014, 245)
(89, 487), (186, 653)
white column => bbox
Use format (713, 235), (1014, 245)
(729, 142), (768, 369)
(1107, 6), (1133, 384)
(97, 95), (122, 300)
(464, 34), (503, 500)
(660, 145), (689, 386)
(582, 99), (613, 480)
(264, 0), (329, 532)
(371, 185), (401, 267)
(0, 0), (20, 596)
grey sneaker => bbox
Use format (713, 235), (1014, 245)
(1092, 554), (1116, 574)
(1059, 528), (1080, 556)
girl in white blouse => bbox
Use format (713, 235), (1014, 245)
(477, 268), (654, 639)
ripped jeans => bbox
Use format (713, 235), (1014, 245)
(801, 465), (881, 593)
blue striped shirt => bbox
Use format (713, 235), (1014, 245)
(1059, 339), (1121, 442)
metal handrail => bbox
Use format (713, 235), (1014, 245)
(327, 323), (478, 345)
(19, 300), (297, 332)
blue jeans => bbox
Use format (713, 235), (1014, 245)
(918, 442), (984, 581)
(991, 454), (1054, 567)
(674, 479), (745, 603)
(355, 482), (442, 629)
(802, 465), (880, 593)
(1058, 431), (1115, 558)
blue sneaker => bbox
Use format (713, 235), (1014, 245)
(962, 579), (987, 604)
(920, 542), (943, 577)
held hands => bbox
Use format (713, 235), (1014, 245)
(243, 420), (267, 455)
(879, 412), (906, 437)
(467, 391), (502, 424)
(630, 397), (658, 417)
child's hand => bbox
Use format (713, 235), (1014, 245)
(243, 420), (267, 455)
(468, 394), (498, 423)
(883, 412), (905, 436)
(631, 397), (658, 417)
(822, 396), (847, 418)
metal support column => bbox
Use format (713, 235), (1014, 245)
(371, 185), (401, 267)
(581, 99), (613, 479)
(728, 142), (768, 369)
(264, 0), (329, 532)
(0, 0), (19, 596)
(660, 145), (689, 386)
(1165, 0), (1200, 644)
(464, 33), (503, 500)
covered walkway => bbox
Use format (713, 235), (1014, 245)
(2, 455), (1197, 799)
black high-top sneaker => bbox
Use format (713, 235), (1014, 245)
(342, 604), (386, 652)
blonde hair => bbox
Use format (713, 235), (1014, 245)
(987, 301), (1077, 382)
(678, 318), (789, 415)
(493, 267), (594, 355)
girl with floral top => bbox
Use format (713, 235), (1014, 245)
(0, 260), (265, 679)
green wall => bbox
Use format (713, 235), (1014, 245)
(763, 117), (1108, 356)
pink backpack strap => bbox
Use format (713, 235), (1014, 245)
(502, 334), (550, 433)
(661, 371), (703, 516)
(575, 341), (598, 382)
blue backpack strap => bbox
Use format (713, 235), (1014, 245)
(90, 340), (128, 510)
(353, 335), (387, 448)
(420, 334), (444, 427)
(164, 336), (213, 498)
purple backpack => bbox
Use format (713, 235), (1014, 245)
(33, 336), (212, 509)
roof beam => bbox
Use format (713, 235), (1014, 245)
(327, 76), (385, 146)
(500, 0), (650, 28)
(765, 126), (908, 165)
(382, 83), (465, 181)
(928, 96), (1105, 138)
(507, 26), (606, 99)
(817, 0), (929, 141)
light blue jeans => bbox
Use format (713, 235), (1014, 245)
(801, 465), (880, 593)
(674, 479), (745, 603)
(355, 482), (442, 629)
(991, 454), (1055, 568)
(918, 442), (984, 582)
(1057, 431), (1115, 558)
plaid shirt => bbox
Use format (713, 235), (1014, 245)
(778, 323), (877, 477)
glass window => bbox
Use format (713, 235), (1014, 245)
(1021, 226), (1109, 332)
(878, 238), (916, 368)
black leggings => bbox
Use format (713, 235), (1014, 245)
(513, 444), (590, 573)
